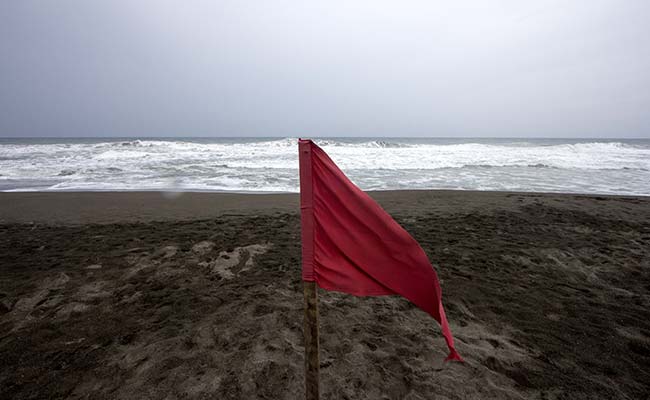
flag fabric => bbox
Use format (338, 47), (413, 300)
(299, 139), (462, 362)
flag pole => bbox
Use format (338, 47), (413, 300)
(300, 139), (319, 399)
(303, 281), (320, 400)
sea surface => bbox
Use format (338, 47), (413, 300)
(1, 137), (649, 195)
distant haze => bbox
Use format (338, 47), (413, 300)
(1, 1), (649, 138)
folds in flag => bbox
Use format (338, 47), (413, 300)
(299, 138), (462, 362)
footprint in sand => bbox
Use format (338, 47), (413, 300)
(55, 302), (90, 320)
(155, 245), (178, 259)
(9, 272), (71, 327)
(198, 243), (271, 280)
(192, 241), (215, 255)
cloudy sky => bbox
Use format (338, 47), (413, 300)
(1, 0), (649, 138)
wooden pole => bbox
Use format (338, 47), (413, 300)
(303, 281), (320, 400)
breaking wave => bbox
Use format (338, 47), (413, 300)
(1, 137), (649, 195)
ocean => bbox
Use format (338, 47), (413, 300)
(1, 137), (649, 195)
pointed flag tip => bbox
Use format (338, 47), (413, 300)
(444, 349), (464, 363)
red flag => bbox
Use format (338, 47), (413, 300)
(299, 139), (462, 362)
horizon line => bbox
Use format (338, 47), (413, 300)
(1, 135), (650, 140)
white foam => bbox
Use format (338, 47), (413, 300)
(1, 138), (649, 195)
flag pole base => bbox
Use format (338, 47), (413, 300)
(303, 281), (320, 400)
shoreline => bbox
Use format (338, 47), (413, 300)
(3, 188), (649, 197)
(1, 189), (649, 224)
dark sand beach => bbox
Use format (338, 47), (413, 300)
(1, 191), (649, 399)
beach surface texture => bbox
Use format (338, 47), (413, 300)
(1, 191), (649, 399)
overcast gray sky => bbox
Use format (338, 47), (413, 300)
(1, 0), (649, 138)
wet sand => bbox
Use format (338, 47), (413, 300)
(1, 191), (649, 399)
